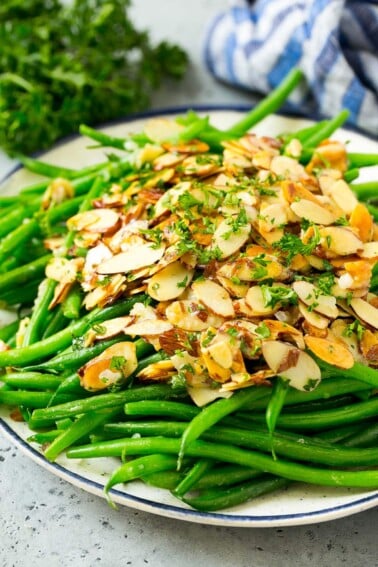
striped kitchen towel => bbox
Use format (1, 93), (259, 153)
(204, 0), (378, 137)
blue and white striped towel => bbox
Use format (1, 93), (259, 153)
(204, 0), (378, 137)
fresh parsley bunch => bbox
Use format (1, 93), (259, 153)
(0, 0), (188, 155)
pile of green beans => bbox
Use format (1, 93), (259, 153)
(1, 69), (378, 513)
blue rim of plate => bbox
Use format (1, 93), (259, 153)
(1, 106), (378, 527)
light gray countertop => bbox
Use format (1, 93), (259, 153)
(1, 2), (377, 566)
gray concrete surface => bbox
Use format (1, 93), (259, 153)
(1, 2), (377, 566)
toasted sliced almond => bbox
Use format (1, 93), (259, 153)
(97, 244), (165, 274)
(85, 316), (133, 344)
(124, 319), (173, 337)
(245, 286), (279, 315)
(262, 340), (321, 391)
(360, 330), (378, 365)
(350, 298), (378, 330)
(319, 227), (363, 256)
(212, 218), (250, 259)
(290, 199), (335, 225)
(259, 203), (288, 232)
(270, 155), (307, 180)
(144, 117), (183, 142)
(298, 301), (329, 330)
(292, 280), (338, 319)
(78, 342), (137, 391)
(192, 279), (235, 318)
(359, 242), (378, 259)
(67, 209), (120, 234)
(165, 300), (224, 331)
(327, 179), (358, 215)
(349, 203), (373, 242)
(304, 335), (354, 369)
(147, 261), (194, 301)
(46, 257), (81, 283)
(137, 360), (176, 381)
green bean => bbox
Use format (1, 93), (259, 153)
(178, 117), (210, 143)
(301, 109), (350, 156)
(245, 397), (378, 431)
(226, 69), (304, 137)
(183, 475), (289, 512)
(44, 409), (119, 462)
(61, 284), (83, 320)
(342, 422), (378, 448)
(266, 377), (289, 439)
(0, 390), (78, 409)
(79, 124), (129, 150)
(0, 206), (27, 238)
(17, 154), (106, 180)
(22, 279), (56, 347)
(277, 394), (359, 414)
(344, 168), (360, 183)
(0, 295), (147, 368)
(243, 376), (370, 411)
(313, 423), (366, 443)
(143, 464), (262, 491)
(42, 306), (69, 339)
(350, 181), (378, 201)
(25, 337), (125, 373)
(0, 219), (39, 262)
(101, 419), (378, 467)
(125, 400), (199, 421)
(105, 454), (179, 499)
(67, 436), (378, 489)
(1, 372), (63, 391)
(27, 430), (62, 444)
(0, 254), (51, 294)
(178, 387), (294, 466)
(366, 203), (378, 224)
(173, 458), (214, 497)
(0, 319), (19, 343)
(348, 153), (378, 168)
(31, 382), (187, 421)
(281, 121), (328, 146)
(316, 359), (378, 389)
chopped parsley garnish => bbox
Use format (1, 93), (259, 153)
(260, 285), (298, 309)
(255, 322), (271, 339)
(274, 227), (320, 265)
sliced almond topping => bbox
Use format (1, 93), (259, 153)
(97, 244), (165, 274)
(298, 301), (330, 330)
(359, 242), (378, 259)
(165, 300), (224, 331)
(270, 155), (307, 181)
(67, 209), (120, 234)
(46, 257), (82, 283)
(147, 261), (194, 301)
(124, 319), (173, 337)
(292, 280), (338, 319)
(192, 279), (235, 318)
(262, 340), (321, 391)
(211, 218), (250, 259)
(245, 286), (279, 315)
(137, 360), (176, 381)
(290, 199), (335, 226)
(144, 117), (184, 143)
(78, 342), (137, 391)
(259, 203), (288, 232)
(304, 335), (354, 369)
(349, 203), (373, 243)
(360, 330), (378, 365)
(350, 298), (378, 330)
(327, 179), (358, 215)
(319, 227), (363, 256)
(85, 316), (133, 344)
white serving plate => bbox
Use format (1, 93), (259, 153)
(1, 108), (377, 527)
